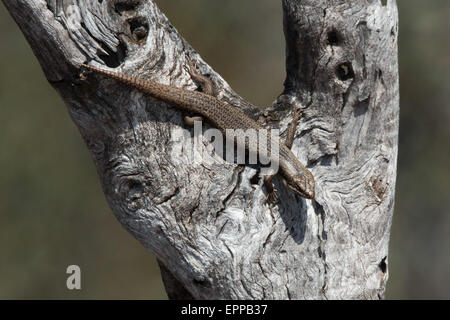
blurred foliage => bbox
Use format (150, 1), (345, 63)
(0, 0), (448, 299)
(387, 0), (450, 299)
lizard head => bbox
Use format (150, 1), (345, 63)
(277, 147), (315, 199)
(284, 172), (315, 199)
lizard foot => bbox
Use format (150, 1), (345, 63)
(264, 175), (279, 206)
(266, 188), (279, 206)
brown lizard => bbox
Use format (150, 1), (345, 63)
(81, 60), (315, 201)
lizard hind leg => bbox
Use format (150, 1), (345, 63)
(184, 115), (204, 127)
(185, 56), (216, 97)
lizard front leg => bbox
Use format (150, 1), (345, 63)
(284, 109), (303, 149)
(264, 108), (303, 204)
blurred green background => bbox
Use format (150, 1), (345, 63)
(0, 0), (448, 299)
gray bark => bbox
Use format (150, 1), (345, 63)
(2, 0), (399, 299)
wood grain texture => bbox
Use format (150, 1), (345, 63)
(2, 0), (399, 299)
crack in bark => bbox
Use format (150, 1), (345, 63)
(313, 200), (329, 299)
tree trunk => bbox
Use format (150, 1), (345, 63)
(2, 0), (399, 299)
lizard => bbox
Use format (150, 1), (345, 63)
(80, 59), (315, 201)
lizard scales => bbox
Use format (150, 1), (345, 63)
(82, 63), (315, 199)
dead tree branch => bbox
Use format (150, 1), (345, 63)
(2, 0), (399, 299)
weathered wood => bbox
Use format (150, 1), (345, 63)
(2, 0), (399, 299)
